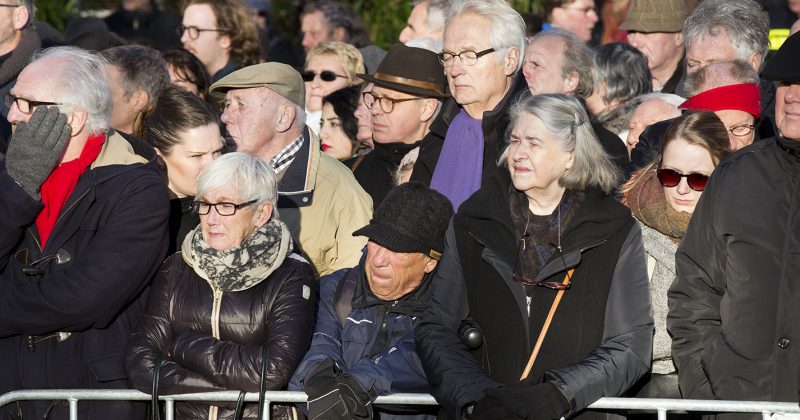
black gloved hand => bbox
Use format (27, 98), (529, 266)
(304, 358), (374, 420)
(472, 382), (570, 420)
(5, 106), (72, 199)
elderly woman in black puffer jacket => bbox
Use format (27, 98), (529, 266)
(126, 152), (317, 420)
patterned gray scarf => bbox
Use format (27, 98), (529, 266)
(181, 218), (293, 292)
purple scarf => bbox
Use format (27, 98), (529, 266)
(430, 109), (484, 210)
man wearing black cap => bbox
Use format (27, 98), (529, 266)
(668, 31), (800, 409)
(350, 44), (448, 208)
(289, 182), (453, 420)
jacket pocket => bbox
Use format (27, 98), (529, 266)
(88, 353), (128, 383)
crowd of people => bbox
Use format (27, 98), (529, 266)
(0, 0), (799, 419)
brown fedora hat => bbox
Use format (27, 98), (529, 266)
(358, 44), (448, 98)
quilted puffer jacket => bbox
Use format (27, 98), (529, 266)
(126, 252), (318, 420)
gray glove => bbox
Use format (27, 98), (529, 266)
(5, 106), (72, 199)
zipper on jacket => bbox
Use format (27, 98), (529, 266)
(54, 188), (92, 228)
(211, 286), (223, 339)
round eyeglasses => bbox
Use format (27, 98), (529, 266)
(362, 92), (420, 113)
(656, 168), (710, 192)
(728, 124), (755, 137)
(192, 200), (258, 216)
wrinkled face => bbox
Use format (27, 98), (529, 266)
(714, 109), (755, 150)
(220, 87), (275, 156)
(181, 4), (230, 74)
(686, 29), (739, 74)
(0, 3), (24, 55)
(627, 31), (682, 75)
(365, 241), (436, 301)
(160, 123), (224, 198)
(320, 102), (354, 160)
(107, 64), (139, 133)
(168, 64), (201, 97)
(550, 0), (598, 43)
(370, 85), (427, 144)
(442, 13), (513, 117)
(523, 37), (569, 96)
(399, 2), (430, 43)
(507, 112), (573, 198)
(199, 183), (271, 251)
(660, 138), (715, 214)
(776, 82), (800, 140)
(627, 99), (678, 151)
(354, 83), (374, 146)
(305, 54), (351, 112)
(7, 58), (63, 132)
(301, 10), (330, 52)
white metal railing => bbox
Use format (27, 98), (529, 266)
(1, 390), (799, 420)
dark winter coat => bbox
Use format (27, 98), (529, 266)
(0, 132), (170, 420)
(126, 250), (317, 420)
(415, 168), (653, 419)
(348, 141), (421, 209)
(668, 136), (800, 416)
(289, 260), (436, 419)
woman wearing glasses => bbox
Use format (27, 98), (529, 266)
(127, 152), (317, 420)
(416, 94), (652, 420)
(621, 111), (730, 398)
(303, 41), (364, 135)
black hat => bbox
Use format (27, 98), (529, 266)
(353, 182), (454, 260)
(358, 44), (448, 98)
(762, 31), (800, 82)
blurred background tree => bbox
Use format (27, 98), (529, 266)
(34, 0), (542, 48)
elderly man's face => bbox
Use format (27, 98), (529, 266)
(220, 87), (277, 157)
(628, 32), (683, 76)
(715, 109), (755, 150)
(301, 10), (330, 52)
(626, 99), (678, 151)
(399, 1), (430, 43)
(686, 28), (740, 74)
(775, 81), (800, 140)
(365, 241), (436, 301)
(369, 85), (432, 144)
(523, 36), (571, 96)
(0, 3), (25, 55)
(443, 12), (516, 118)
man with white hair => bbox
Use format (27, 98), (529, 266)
(399, 0), (448, 43)
(0, 46), (169, 419)
(0, 0), (37, 154)
(626, 93), (684, 152)
(210, 62), (372, 277)
(411, 0), (529, 210)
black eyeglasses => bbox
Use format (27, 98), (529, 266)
(656, 168), (710, 192)
(728, 123), (755, 137)
(362, 92), (419, 113)
(178, 25), (227, 40)
(511, 237), (573, 290)
(4, 93), (62, 115)
(301, 70), (347, 82)
(192, 199), (258, 216)
(437, 48), (495, 67)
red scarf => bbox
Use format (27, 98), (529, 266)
(36, 133), (106, 247)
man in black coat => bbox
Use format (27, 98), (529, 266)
(351, 44), (447, 208)
(668, 32), (800, 413)
(0, 47), (169, 420)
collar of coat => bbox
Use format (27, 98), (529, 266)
(350, 252), (434, 317)
(277, 126), (317, 209)
(454, 167), (632, 280)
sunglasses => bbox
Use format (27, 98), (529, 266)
(656, 168), (710, 192)
(301, 70), (347, 82)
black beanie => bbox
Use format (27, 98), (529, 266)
(353, 182), (454, 259)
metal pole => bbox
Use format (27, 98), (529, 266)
(68, 398), (78, 420)
(658, 408), (667, 420)
(165, 399), (174, 420)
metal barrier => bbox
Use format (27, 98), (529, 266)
(1, 390), (799, 420)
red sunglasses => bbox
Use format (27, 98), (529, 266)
(656, 168), (709, 192)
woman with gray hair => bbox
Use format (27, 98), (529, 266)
(586, 42), (653, 142)
(416, 94), (652, 420)
(126, 152), (317, 420)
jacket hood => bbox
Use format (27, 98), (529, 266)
(455, 167), (632, 274)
